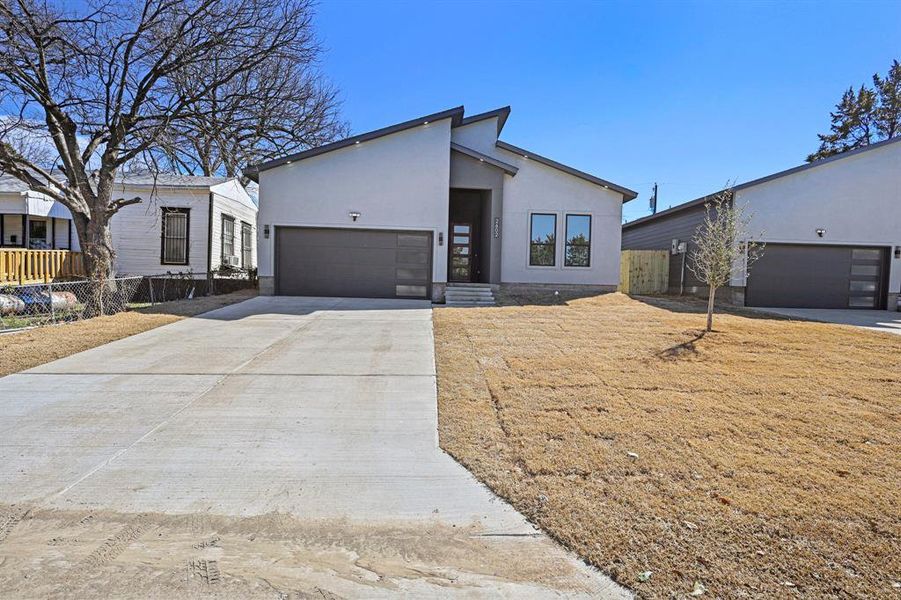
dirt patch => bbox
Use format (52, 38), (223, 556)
(0, 504), (597, 599)
(0, 289), (256, 378)
(434, 293), (901, 598)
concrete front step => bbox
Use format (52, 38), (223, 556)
(445, 292), (495, 299)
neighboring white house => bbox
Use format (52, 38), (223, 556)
(1, 174), (77, 250)
(622, 136), (901, 310)
(248, 105), (637, 301)
(0, 173), (258, 278)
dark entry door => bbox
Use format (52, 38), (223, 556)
(745, 243), (888, 309)
(449, 222), (473, 282)
(275, 227), (432, 299)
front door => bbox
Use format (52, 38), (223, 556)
(449, 222), (473, 282)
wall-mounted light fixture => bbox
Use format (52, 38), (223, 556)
(349, 211), (361, 222)
(263, 224), (270, 239)
(438, 232), (444, 246)
(816, 228), (826, 237)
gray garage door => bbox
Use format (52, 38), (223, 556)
(745, 244), (888, 309)
(275, 227), (432, 299)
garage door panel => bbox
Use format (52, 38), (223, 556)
(746, 244), (887, 309)
(276, 227), (432, 299)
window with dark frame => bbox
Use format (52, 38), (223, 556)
(221, 214), (236, 262)
(161, 208), (190, 265)
(241, 221), (252, 268)
(564, 214), (591, 267)
(529, 213), (556, 266)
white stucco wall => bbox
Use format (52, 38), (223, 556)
(733, 139), (901, 296)
(497, 151), (625, 286)
(256, 118), (453, 282)
(454, 117), (627, 287)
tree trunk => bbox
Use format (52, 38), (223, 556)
(73, 213), (116, 317)
(706, 286), (717, 332)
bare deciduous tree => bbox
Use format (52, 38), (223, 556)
(0, 0), (342, 302)
(688, 188), (763, 331)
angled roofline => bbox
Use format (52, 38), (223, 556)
(622, 134), (901, 230)
(456, 106), (511, 136)
(495, 141), (638, 201)
(246, 106), (465, 180)
(450, 142), (519, 176)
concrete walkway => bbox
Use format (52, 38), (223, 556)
(0, 296), (628, 598)
(748, 306), (901, 336)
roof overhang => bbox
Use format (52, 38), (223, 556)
(450, 142), (518, 175)
(455, 106), (511, 136)
(246, 106), (466, 181)
(495, 141), (638, 201)
(622, 134), (901, 229)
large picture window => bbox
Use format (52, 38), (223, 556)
(529, 213), (556, 266)
(221, 214), (236, 261)
(161, 208), (189, 265)
(565, 214), (591, 267)
(241, 221), (253, 268)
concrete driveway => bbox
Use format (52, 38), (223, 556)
(748, 306), (901, 335)
(0, 296), (627, 599)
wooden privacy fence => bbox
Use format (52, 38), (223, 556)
(619, 250), (669, 295)
(0, 249), (86, 286)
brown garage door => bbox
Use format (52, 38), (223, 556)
(745, 244), (889, 309)
(275, 227), (432, 299)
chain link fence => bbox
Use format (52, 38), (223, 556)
(0, 276), (143, 332)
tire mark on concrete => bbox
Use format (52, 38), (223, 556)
(187, 558), (220, 585)
(0, 508), (30, 544)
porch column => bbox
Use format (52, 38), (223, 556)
(52, 218), (57, 249)
(22, 214), (27, 248)
(0, 213), (5, 247)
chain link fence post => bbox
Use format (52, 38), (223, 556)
(48, 280), (55, 325)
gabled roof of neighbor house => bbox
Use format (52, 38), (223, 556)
(495, 141), (639, 200)
(623, 134), (901, 230)
(450, 142), (519, 175)
(0, 173), (30, 193)
(247, 106), (467, 178)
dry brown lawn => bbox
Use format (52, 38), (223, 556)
(0, 289), (256, 377)
(434, 293), (901, 598)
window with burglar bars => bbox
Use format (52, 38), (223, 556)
(221, 214), (236, 262)
(241, 221), (252, 268)
(161, 208), (189, 265)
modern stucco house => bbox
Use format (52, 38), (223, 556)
(1, 173), (257, 278)
(248, 105), (637, 302)
(622, 136), (901, 310)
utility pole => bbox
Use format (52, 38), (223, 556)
(649, 183), (658, 215)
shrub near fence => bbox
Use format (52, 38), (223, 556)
(132, 275), (256, 304)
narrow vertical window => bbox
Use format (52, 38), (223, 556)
(161, 208), (190, 265)
(529, 213), (556, 266)
(564, 214), (591, 267)
(241, 221), (252, 268)
(221, 214), (236, 261)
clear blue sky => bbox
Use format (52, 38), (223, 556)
(315, 0), (901, 222)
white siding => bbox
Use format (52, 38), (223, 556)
(733, 139), (901, 295)
(209, 180), (258, 270)
(109, 187), (210, 277)
(451, 118), (501, 155)
(257, 119), (453, 282)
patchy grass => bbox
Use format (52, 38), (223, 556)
(0, 289), (256, 377)
(433, 293), (901, 598)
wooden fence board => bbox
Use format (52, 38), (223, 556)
(0, 249), (86, 285)
(619, 250), (669, 295)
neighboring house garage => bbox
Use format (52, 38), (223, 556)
(622, 136), (901, 310)
(745, 244), (890, 309)
(275, 227), (431, 298)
